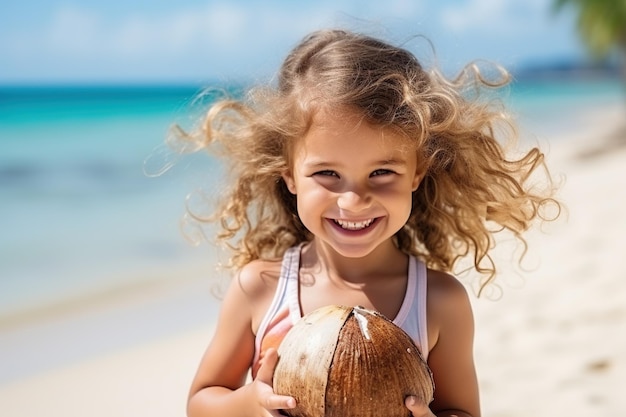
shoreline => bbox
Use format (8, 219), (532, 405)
(0, 260), (223, 385)
(1, 100), (625, 416)
(0, 258), (218, 329)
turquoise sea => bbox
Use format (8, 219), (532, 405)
(0, 78), (622, 318)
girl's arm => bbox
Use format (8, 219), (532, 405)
(187, 265), (295, 417)
(407, 270), (480, 417)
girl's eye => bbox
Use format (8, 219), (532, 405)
(371, 169), (394, 177)
(313, 170), (339, 177)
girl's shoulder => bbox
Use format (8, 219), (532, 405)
(236, 257), (284, 299)
(425, 269), (470, 303)
(236, 257), (284, 332)
(425, 269), (474, 334)
(426, 269), (474, 357)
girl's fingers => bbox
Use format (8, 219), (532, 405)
(405, 396), (433, 417)
(265, 394), (296, 411)
(256, 348), (296, 411)
(256, 347), (279, 384)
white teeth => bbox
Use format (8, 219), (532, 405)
(335, 219), (374, 230)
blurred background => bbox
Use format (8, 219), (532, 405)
(0, 1), (624, 416)
(1, 0), (622, 314)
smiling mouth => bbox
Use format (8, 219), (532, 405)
(333, 218), (375, 231)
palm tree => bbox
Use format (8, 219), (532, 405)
(553, 0), (626, 154)
(553, 0), (626, 80)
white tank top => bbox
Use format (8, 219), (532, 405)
(251, 245), (429, 377)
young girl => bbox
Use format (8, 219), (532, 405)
(182, 29), (559, 417)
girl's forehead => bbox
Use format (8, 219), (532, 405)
(307, 106), (366, 131)
(290, 107), (416, 164)
(301, 107), (414, 150)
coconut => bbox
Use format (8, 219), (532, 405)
(274, 305), (434, 417)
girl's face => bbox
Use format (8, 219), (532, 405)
(282, 109), (422, 259)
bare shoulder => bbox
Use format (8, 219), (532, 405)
(424, 270), (479, 415)
(426, 269), (471, 306)
(236, 258), (282, 297)
(189, 258), (284, 394)
(425, 269), (474, 343)
(234, 258), (284, 332)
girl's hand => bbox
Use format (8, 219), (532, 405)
(405, 395), (436, 417)
(251, 348), (296, 416)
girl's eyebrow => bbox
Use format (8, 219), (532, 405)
(376, 158), (407, 166)
(303, 158), (408, 168)
(302, 160), (334, 169)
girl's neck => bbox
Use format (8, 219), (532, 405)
(300, 239), (408, 285)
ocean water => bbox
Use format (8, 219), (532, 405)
(0, 78), (622, 317)
(0, 85), (229, 317)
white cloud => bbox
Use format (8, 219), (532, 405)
(47, 6), (101, 54)
(441, 0), (548, 34)
(384, 0), (423, 16)
(111, 17), (154, 55)
(204, 3), (248, 42)
(0, 0), (581, 83)
(32, 3), (249, 65)
(106, 10), (207, 56)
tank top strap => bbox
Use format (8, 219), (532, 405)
(253, 245), (302, 370)
(393, 256), (429, 360)
(415, 258), (429, 359)
(284, 244), (303, 323)
(391, 256), (416, 326)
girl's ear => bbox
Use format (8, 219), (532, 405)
(282, 170), (297, 194)
(411, 169), (424, 192)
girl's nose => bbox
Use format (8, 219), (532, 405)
(337, 189), (372, 212)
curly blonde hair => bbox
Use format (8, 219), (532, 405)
(177, 29), (560, 295)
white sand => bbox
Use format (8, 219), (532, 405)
(1, 104), (625, 417)
(473, 115), (626, 415)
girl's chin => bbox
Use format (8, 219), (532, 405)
(319, 237), (389, 259)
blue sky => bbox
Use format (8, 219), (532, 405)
(0, 0), (584, 84)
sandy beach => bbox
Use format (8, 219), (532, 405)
(1, 102), (625, 417)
